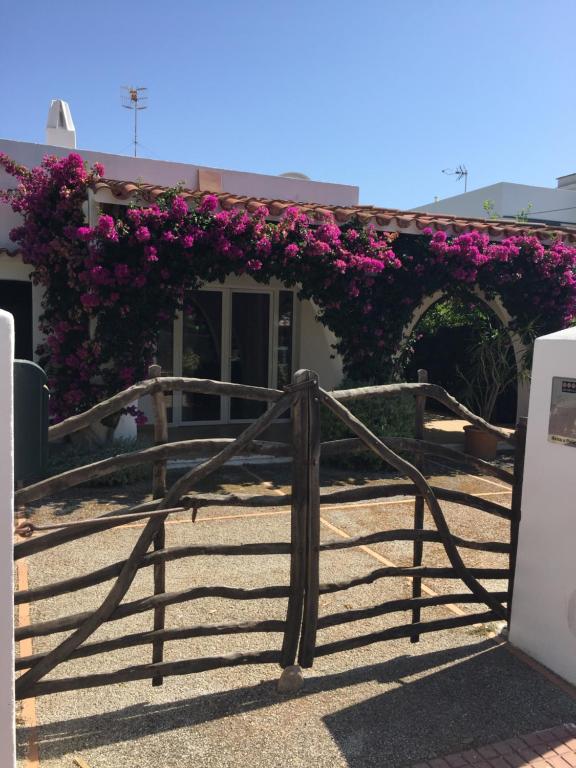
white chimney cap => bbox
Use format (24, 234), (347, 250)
(45, 100), (76, 149)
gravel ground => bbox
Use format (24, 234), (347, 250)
(16, 462), (576, 768)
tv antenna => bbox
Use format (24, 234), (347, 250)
(121, 86), (148, 157)
(442, 164), (468, 192)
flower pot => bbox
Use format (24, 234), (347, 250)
(463, 425), (498, 461)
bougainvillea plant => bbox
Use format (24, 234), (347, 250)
(1, 151), (576, 424)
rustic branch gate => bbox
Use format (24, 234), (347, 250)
(14, 368), (523, 698)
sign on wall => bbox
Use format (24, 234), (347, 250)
(548, 377), (576, 447)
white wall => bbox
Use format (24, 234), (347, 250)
(509, 327), (576, 684)
(0, 138), (359, 209)
(298, 300), (343, 390)
(413, 181), (576, 225)
(0, 137), (359, 366)
(0, 310), (15, 767)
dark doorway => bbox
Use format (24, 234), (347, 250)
(0, 280), (33, 360)
(405, 296), (517, 425)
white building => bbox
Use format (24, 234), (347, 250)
(1, 101), (360, 438)
(414, 175), (576, 227)
(2, 101), (576, 435)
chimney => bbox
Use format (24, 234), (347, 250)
(45, 100), (76, 149)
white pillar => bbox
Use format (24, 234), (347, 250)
(509, 326), (576, 685)
(0, 310), (15, 767)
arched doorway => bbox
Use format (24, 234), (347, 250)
(402, 291), (525, 424)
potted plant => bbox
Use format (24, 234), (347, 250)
(458, 327), (519, 460)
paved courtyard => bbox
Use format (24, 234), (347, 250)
(15, 462), (576, 768)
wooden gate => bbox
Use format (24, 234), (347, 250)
(14, 367), (524, 698)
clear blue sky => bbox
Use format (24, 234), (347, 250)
(1, 0), (574, 209)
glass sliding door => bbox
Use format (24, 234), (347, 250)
(154, 285), (295, 426)
(181, 290), (222, 421)
(230, 292), (270, 419)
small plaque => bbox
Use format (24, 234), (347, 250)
(548, 377), (576, 447)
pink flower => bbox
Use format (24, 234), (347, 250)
(171, 196), (188, 217)
(76, 226), (93, 241)
(255, 237), (271, 257)
(197, 194), (218, 214)
(135, 226), (151, 242)
(96, 214), (118, 241)
(284, 243), (299, 258)
(145, 245), (158, 262)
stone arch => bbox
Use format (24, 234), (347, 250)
(399, 288), (529, 419)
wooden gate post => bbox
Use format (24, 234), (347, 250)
(148, 364), (168, 685)
(280, 369), (320, 669)
(411, 368), (428, 642)
(507, 416), (527, 624)
(298, 371), (321, 668)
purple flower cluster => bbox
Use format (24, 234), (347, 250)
(1, 151), (575, 421)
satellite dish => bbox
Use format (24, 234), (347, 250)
(279, 171), (311, 181)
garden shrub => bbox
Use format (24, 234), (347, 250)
(321, 378), (415, 469)
(47, 436), (152, 487)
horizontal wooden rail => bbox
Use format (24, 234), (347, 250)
(180, 484), (511, 519)
(15, 541), (293, 604)
(321, 437), (513, 485)
(15, 530), (508, 606)
(49, 377), (285, 441)
(15, 479), (510, 561)
(17, 649), (282, 699)
(48, 376), (510, 446)
(16, 584), (291, 641)
(317, 592), (508, 629)
(16, 439), (291, 506)
(16, 619), (286, 671)
(14, 506), (187, 559)
(318, 566), (509, 596)
(328, 382), (514, 444)
(315, 611), (498, 657)
(320, 529), (510, 554)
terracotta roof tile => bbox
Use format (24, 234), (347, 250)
(91, 178), (576, 243)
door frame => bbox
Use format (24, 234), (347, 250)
(167, 277), (298, 427)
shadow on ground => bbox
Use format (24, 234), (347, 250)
(19, 640), (576, 767)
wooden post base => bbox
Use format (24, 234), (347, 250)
(277, 665), (304, 694)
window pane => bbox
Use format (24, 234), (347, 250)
(277, 291), (294, 389)
(231, 293), (270, 419)
(156, 324), (174, 422)
(182, 291), (222, 421)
